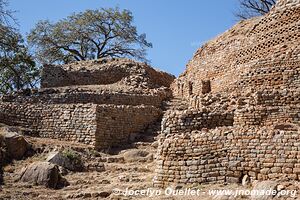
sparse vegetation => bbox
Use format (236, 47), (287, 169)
(62, 149), (80, 162)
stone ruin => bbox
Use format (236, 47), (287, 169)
(154, 0), (300, 187)
(0, 58), (175, 150)
(0, 0), (299, 190)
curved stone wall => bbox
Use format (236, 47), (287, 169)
(154, 126), (300, 188)
(172, 0), (300, 99)
(155, 0), (300, 188)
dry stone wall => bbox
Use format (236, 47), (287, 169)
(155, 0), (300, 188)
(161, 109), (233, 135)
(95, 105), (161, 149)
(1, 89), (170, 108)
(237, 61), (300, 90)
(0, 102), (161, 148)
(41, 58), (175, 89)
(155, 90), (300, 187)
(154, 126), (300, 188)
(172, 0), (300, 98)
(0, 103), (97, 145)
(234, 88), (300, 127)
(0, 58), (173, 149)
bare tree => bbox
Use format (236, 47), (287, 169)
(0, 0), (15, 26)
(235, 0), (277, 20)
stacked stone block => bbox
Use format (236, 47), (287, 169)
(1, 88), (170, 108)
(234, 89), (300, 127)
(41, 58), (175, 89)
(155, 0), (300, 188)
(162, 109), (233, 135)
(171, 0), (300, 98)
(0, 103), (97, 145)
(0, 58), (174, 149)
(95, 105), (161, 149)
(154, 126), (300, 188)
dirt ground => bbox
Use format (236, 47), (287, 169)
(0, 136), (299, 200)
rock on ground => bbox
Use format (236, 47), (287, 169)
(251, 181), (278, 200)
(123, 149), (152, 162)
(0, 129), (30, 160)
(17, 161), (67, 189)
(46, 150), (84, 172)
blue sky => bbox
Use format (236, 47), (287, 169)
(9, 0), (238, 76)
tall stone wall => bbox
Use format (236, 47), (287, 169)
(154, 126), (300, 188)
(155, 89), (300, 187)
(0, 103), (97, 145)
(0, 102), (162, 148)
(95, 105), (161, 149)
(172, 0), (300, 99)
(155, 0), (300, 188)
(0, 58), (174, 149)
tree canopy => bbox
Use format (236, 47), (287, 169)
(0, 0), (39, 95)
(28, 7), (152, 64)
(235, 0), (277, 19)
(0, 25), (39, 94)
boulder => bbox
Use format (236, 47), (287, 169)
(251, 181), (278, 200)
(18, 161), (67, 188)
(47, 150), (84, 172)
(1, 131), (29, 160)
(123, 149), (152, 162)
